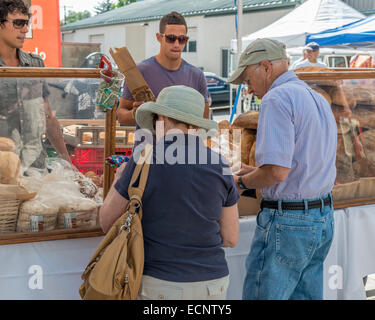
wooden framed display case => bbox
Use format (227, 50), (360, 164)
(218, 68), (375, 216)
(0, 67), (131, 245)
(296, 69), (375, 209)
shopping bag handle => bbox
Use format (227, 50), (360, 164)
(99, 56), (113, 83)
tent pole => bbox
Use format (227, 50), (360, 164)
(236, 0), (243, 116)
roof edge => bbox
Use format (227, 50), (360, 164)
(61, 1), (300, 32)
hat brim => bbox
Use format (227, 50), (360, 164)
(228, 65), (246, 85)
(136, 101), (219, 134)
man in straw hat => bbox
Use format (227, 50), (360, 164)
(229, 38), (337, 300)
(100, 85), (239, 300)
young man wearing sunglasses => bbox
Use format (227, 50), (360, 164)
(117, 11), (210, 141)
(0, 0), (70, 171)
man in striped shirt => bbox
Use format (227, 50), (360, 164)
(229, 38), (337, 300)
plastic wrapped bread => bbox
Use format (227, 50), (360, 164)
(17, 199), (58, 233)
(57, 197), (98, 230)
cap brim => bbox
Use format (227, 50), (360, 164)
(136, 101), (219, 134)
(228, 65), (246, 85)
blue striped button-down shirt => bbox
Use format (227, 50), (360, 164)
(255, 71), (337, 200)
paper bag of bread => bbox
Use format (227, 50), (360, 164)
(110, 47), (156, 102)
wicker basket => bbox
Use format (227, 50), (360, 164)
(0, 198), (21, 233)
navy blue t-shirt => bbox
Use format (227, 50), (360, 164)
(115, 134), (240, 282)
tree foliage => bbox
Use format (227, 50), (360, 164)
(94, 0), (113, 14)
(61, 10), (91, 25)
(94, 0), (138, 14)
(111, 0), (138, 8)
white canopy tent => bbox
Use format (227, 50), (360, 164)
(231, 0), (364, 52)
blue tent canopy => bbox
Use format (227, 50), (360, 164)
(306, 14), (375, 49)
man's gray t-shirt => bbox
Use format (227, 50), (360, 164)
(122, 56), (210, 147)
(122, 56), (209, 104)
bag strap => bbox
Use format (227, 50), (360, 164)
(128, 143), (153, 201)
(120, 144), (153, 232)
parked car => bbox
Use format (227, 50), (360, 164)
(204, 72), (236, 106)
(80, 52), (119, 69)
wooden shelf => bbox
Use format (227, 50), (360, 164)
(334, 198), (375, 210)
(0, 227), (104, 246)
(0, 67), (100, 78)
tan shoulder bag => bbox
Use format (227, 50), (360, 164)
(79, 145), (153, 300)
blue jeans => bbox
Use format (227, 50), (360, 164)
(242, 194), (334, 300)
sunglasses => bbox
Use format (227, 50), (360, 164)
(3, 18), (30, 29)
(160, 33), (189, 45)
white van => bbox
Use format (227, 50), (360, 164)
(287, 47), (375, 68)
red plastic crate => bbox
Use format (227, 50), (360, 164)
(71, 147), (132, 175)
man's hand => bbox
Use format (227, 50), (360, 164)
(132, 101), (144, 111)
(232, 162), (256, 176)
(117, 98), (144, 125)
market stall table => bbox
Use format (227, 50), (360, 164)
(0, 205), (374, 300)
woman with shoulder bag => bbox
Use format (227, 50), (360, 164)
(99, 85), (239, 300)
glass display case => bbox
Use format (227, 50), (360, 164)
(215, 69), (375, 215)
(0, 68), (133, 245)
(297, 69), (375, 209)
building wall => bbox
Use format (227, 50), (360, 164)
(61, 6), (295, 75)
(342, 0), (375, 13)
(62, 24), (126, 55)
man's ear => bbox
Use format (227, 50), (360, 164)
(156, 33), (162, 44)
(263, 60), (272, 75)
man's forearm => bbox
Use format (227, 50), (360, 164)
(44, 99), (70, 162)
(241, 165), (290, 189)
(117, 107), (136, 125)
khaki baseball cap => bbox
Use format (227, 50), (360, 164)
(228, 38), (287, 84)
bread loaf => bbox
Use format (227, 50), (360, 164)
(249, 141), (256, 167)
(0, 151), (21, 184)
(352, 85), (375, 106)
(353, 158), (375, 178)
(312, 87), (332, 105)
(241, 129), (256, 165)
(353, 107), (375, 129)
(0, 137), (15, 152)
(329, 86), (357, 108)
(360, 130), (375, 163)
(218, 120), (230, 131)
(232, 111), (259, 129)
(335, 134), (356, 184)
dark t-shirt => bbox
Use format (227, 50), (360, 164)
(115, 134), (239, 282)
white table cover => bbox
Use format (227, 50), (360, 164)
(0, 205), (374, 299)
